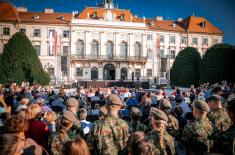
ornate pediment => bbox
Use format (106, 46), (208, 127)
(103, 10), (116, 21)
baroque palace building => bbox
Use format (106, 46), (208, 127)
(0, 0), (223, 83)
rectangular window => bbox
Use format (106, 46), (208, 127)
(147, 34), (153, 40)
(49, 30), (55, 38)
(135, 69), (141, 77)
(160, 49), (164, 58)
(160, 35), (164, 43)
(63, 46), (69, 56)
(169, 36), (175, 44)
(76, 68), (83, 77)
(19, 28), (26, 34)
(63, 30), (70, 38)
(147, 69), (152, 78)
(48, 45), (54, 56)
(34, 45), (41, 55)
(181, 36), (187, 44)
(170, 50), (175, 59)
(203, 37), (208, 45)
(213, 38), (218, 45)
(33, 29), (41, 37)
(3, 27), (10, 35)
(192, 37), (198, 45)
(47, 67), (55, 77)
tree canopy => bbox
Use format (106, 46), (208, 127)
(0, 32), (50, 85)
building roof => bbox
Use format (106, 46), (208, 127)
(181, 16), (224, 34)
(18, 12), (72, 24)
(0, 2), (19, 22)
(77, 7), (134, 22)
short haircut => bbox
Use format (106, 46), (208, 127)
(44, 111), (57, 123)
(79, 108), (87, 120)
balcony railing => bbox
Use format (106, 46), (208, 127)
(70, 55), (147, 61)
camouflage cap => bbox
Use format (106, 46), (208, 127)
(130, 107), (142, 117)
(63, 110), (78, 123)
(159, 99), (172, 110)
(106, 94), (123, 106)
(99, 106), (108, 117)
(67, 98), (79, 107)
(151, 107), (168, 122)
(193, 100), (210, 112)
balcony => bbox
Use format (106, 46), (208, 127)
(70, 55), (147, 62)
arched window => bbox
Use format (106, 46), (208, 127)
(134, 42), (141, 58)
(120, 42), (127, 59)
(91, 40), (99, 57)
(106, 41), (113, 58)
(76, 40), (84, 56)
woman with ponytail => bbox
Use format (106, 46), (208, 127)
(147, 107), (175, 155)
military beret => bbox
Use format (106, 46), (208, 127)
(63, 111), (78, 123)
(151, 107), (168, 122)
(193, 100), (210, 112)
(159, 99), (171, 110)
(67, 98), (79, 107)
(106, 94), (123, 106)
(99, 106), (108, 117)
(130, 107), (142, 117)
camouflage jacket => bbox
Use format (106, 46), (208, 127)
(213, 124), (235, 155)
(207, 108), (232, 132)
(147, 130), (175, 155)
(49, 132), (71, 155)
(91, 115), (129, 155)
(129, 120), (148, 133)
(167, 114), (179, 137)
(181, 117), (217, 155)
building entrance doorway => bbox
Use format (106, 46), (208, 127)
(103, 64), (115, 80)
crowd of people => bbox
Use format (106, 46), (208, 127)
(0, 81), (235, 155)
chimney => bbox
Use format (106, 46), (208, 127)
(17, 7), (27, 12)
(177, 18), (183, 22)
(156, 16), (163, 21)
(44, 8), (54, 13)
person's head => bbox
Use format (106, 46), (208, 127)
(190, 84), (195, 90)
(212, 85), (223, 96)
(105, 94), (123, 115)
(6, 114), (29, 133)
(61, 137), (90, 155)
(35, 98), (45, 106)
(159, 99), (171, 115)
(173, 106), (183, 117)
(26, 104), (42, 120)
(130, 107), (142, 121)
(67, 98), (79, 114)
(127, 132), (153, 155)
(44, 111), (57, 123)
(206, 95), (222, 110)
(192, 100), (210, 119)
(60, 87), (65, 95)
(79, 108), (87, 121)
(0, 134), (25, 155)
(20, 98), (30, 106)
(226, 99), (235, 123)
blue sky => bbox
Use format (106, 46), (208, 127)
(8, 0), (235, 45)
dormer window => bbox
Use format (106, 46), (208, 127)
(172, 23), (176, 28)
(92, 12), (98, 19)
(120, 14), (125, 21)
(151, 21), (155, 26)
(32, 14), (39, 19)
(200, 21), (206, 28)
(58, 15), (64, 20)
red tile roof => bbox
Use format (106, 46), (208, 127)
(0, 2), (19, 22)
(18, 12), (72, 24)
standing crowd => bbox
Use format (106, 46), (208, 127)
(0, 81), (235, 155)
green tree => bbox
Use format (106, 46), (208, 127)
(200, 44), (235, 84)
(0, 32), (50, 85)
(170, 47), (201, 87)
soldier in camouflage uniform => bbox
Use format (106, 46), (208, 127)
(181, 100), (217, 155)
(213, 98), (235, 155)
(147, 107), (175, 155)
(129, 107), (148, 133)
(90, 94), (129, 155)
(159, 99), (179, 137)
(207, 95), (232, 132)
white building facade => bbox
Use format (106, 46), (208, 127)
(0, 0), (223, 83)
